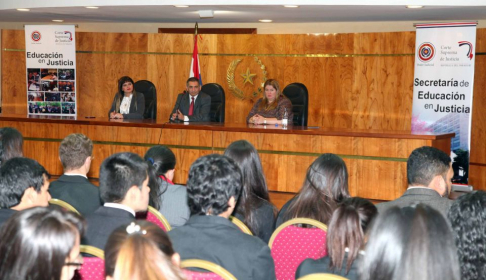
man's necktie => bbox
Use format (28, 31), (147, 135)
(189, 97), (194, 116)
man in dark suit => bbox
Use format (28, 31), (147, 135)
(0, 158), (51, 226)
(170, 77), (211, 122)
(168, 154), (276, 280)
(376, 146), (454, 217)
(49, 134), (102, 216)
(82, 152), (150, 250)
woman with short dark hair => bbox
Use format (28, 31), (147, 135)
(0, 207), (85, 280)
(276, 153), (350, 227)
(296, 197), (377, 279)
(108, 76), (145, 119)
(224, 140), (277, 243)
(0, 127), (23, 166)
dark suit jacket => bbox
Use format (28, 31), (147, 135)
(234, 200), (276, 244)
(82, 206), (134, 250)
(0, 208), (17, 228)
(49, 175), (102, 217)
(275, 196), (296, 228)
(108, 91), (145, 119)
(168, 215), (276, 280)
(296, 254), (359, 280)
(376, 187), (453, 218)
(170, 92), (211, 122)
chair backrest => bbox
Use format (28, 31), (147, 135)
(282, 83), (309, 126)
(74, 245), (105, 280)
(181, 259), (237, 280)
(298, 273), (349, 280)
(269, 218), (328, 280)
(146, 205), (172, 232)
(229, 216), (253, 235)
(201, 83), (225, 123)
(134, 80), (157, 119)
(49, 198), (80, 215)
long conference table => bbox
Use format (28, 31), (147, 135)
(0, 114), (454, 206)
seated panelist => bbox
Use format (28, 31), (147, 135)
(170, 77), (211, 122)
(109, 76), (145, 120)
(246, 79), (293, 125)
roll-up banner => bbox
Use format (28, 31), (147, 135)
(411, 22), (477, 187)
(25, 25), (76, 117)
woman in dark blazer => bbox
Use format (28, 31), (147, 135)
(109, 76), (145, 119)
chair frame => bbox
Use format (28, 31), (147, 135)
(49, 198), (80, 215)
(229, 216), (253, 235)
(80, 245), (104, 260)
(269, 217), (328, 248)
(298, 273), (349, 280)
(180, 259), (237, 280)
(147, 205), (172, 231)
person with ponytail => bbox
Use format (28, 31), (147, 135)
(144, 145), (190, 228)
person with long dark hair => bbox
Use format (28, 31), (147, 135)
(108, 76), (145, 119)
(224, 140), (277, 243)
(144, 145), (190, 228)
(246, 79), (293, 125)
(448, 191), (486, 280)
(105, 221), (185, 280)
(0, 207), (85, 280)
(0, 127), (23, 166)
(359, 204), (460, 280)
(296, 197), (377, 279)
(276, 153), (350, 227)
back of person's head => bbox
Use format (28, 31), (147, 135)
(448, 191), (486, 280)
(118, 76), (134, 94)
(144, 145), (176, 209)
(105, 221), (184, 280)
(187, 154), (242, 216)
(285, 153), (350, 224)
(327, 197), (377, 274)
(407, 146), (451, 186)
(99, 152), (149, 203)
(0, 207), (85, 280)
(0, 157), (50, 208)
(360, 204), (460, 280)
(0, 127), (23, 166)
(224, 140), (270, 233)
(59, 133), (93, 172)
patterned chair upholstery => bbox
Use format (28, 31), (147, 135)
(269, 218), (328, 280)
(137, 206), (172, 232)
(181, 259), (237, 280)
(74, 245), (105, 280)
(297, 273), (349, 280)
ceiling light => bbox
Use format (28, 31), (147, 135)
(17, 8), (30, 11)
(198, 10), (214, 19)
(174, 5), (189, 8)
(406, 5), (424, 8)
(284, 5), (299, 8)
(52, 20), (64, 22)
(259, 19), (273, 23)
(85, 6), (99, 9)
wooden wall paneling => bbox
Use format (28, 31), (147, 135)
(24, 140), (63, 175)
(159, 128), (212, 147)
(269, 191), (296, 210)
(469, 164), (486, 191)
(170, 148), (214, 185)
(2, 30), (27, 115)
(471, 56), (486, 164)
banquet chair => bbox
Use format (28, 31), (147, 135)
(73, 245), (105, 280)
(201, 83), (225, 123)
(49, 198), (80, 215)
(269, 218), (328, 280)
(181, 259), (237, 280)
(229, 215), (253, 235)
(134, 80), (157, 120)
(297, 273), (349, 280)
(136, 205), (172, 232)
(282, 83), (309, 126)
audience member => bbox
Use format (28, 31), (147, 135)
(359, 204), (460, 280)
(0, 127), (23, 165)
(276, 153), (350, 227)
(224, 140), (277, 243)
(168, 154), (276, 280)
(376, 146), (453, 217)
(109, 76), (145, 119)
(105, 220), (185, 280)
(0, 157), (51, 226)
(296, 197), (377, 280)
(83, 152), (149, 250)
(0, 207), (85, 280)
(49, 133), (102, 216)
(448, 191), (486, 280)
(170, 77), (211, 122)
(144, 145), (190, 228)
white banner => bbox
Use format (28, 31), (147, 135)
(25, 25), (77, 117)
(412, 22), (477, 184)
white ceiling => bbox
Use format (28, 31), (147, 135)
(0, 1), (486, 23)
